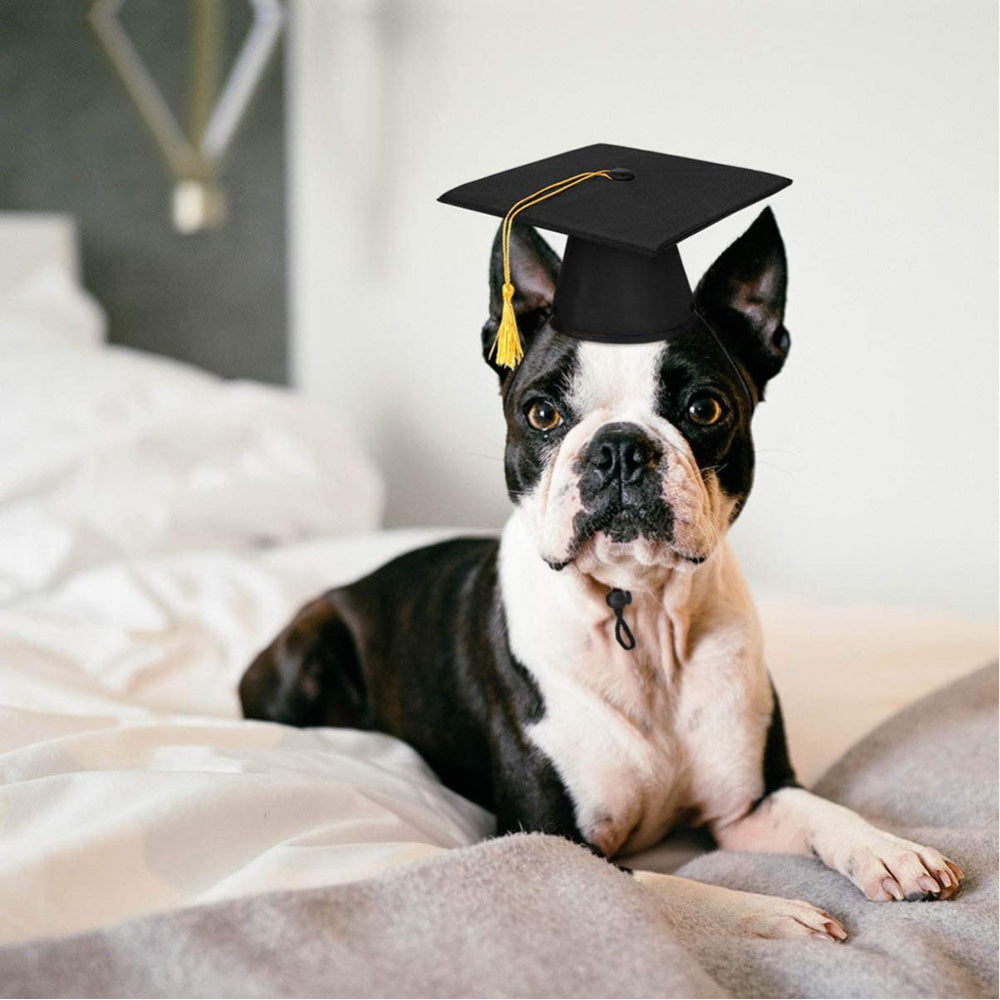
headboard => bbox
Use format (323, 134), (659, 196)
(0, 0), (288, 384)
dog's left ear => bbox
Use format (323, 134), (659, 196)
(693, 207), (789, 395)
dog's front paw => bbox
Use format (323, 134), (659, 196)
(726, 890), (849, 942)
(843, 833), (964, 902)
(634, 872), (848, 942)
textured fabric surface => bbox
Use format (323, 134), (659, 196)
(671, 663), (998, 998)
(1, 664), (996, 999)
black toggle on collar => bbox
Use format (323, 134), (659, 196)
(606, 588), (636, 652)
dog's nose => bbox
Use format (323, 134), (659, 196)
(587, 422), (660, 487)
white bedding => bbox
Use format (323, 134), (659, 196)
(0, 529), (496, 946)
(0, 285), (994, 946)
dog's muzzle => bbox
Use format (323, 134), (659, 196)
(573, 422), (673, 545)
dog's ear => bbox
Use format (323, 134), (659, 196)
(482, 222), (560, 377)
(693, 207), (789, 395)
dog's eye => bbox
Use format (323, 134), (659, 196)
(526, 399), (562, 432)
(687, 394), (725, 426)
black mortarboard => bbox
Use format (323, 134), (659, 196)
(439, 143), (791, 368)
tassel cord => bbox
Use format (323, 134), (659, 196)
(492, 169), (612, 369)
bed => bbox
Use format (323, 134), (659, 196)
(0, 239), (996, 997)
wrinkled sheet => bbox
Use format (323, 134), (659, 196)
(1, 525), (994, 946)
(1, 665), (995, 999)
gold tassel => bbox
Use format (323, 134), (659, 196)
(492, 282), (523, 368)
(493, 169), (612, 370)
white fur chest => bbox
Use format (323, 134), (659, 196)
(526, 631), (688, 855)
(499, 516), (773, 857)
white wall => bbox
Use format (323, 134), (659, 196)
(288, 0), (998, 619)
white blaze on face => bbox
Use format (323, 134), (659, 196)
(513, 340), (735, 571)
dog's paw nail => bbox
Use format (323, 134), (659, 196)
(825, 920), (848, 941)
(937, 869), (952, 888)
(916, 875), (941, 895)
(881, 877), (904, 901)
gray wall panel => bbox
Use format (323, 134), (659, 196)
(0, 0), (287, 383)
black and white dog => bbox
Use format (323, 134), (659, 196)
(241, 210), (962, 940)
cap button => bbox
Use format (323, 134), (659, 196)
(609, 168), (635, 181)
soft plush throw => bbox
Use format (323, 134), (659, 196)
(1, 664), (995, 999)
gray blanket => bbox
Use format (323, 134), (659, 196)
(3, 664), (996, 999)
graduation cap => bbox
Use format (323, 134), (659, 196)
(438, 143), (791, 369)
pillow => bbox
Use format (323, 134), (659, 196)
(0, 212), (105, 350)
(0, 265), (106, 350)
(0, 212), (80, 297)
(0, 341), (385, 602)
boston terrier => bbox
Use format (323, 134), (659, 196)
(240, 210), (963, 940)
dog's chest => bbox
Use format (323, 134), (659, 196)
(523, 609), (769, 857)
